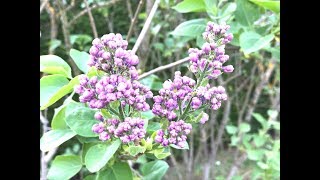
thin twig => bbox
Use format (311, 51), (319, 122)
(132, 0), (160, 54)
(126, 0), (134, 20)
(84, 0), (98, 38)
(138, 57), (189, 80)
(69, 0), (121, 25)
(45, 1), (58, 54)
(126, 0), (144, 41)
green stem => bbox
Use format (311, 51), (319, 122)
(180, 62), (209, 120)
(118, 105), (125, 120)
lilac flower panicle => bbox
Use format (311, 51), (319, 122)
(152, 71), (195, 120)
(155, 120), (192, 148)
(188, 22), (234, 79)
(92, 117), (146, 143)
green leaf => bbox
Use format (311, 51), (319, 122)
(70, 49), (90, 73)
(49, 39), (62, 52)
(239, 31), (274, 54)
(128, 145), (146, 156)
(252, 113), (268, 129)
(51, 105), (68, 130)
(217, 2), (237, 22)
(52, 101), (85, 130)
(40, 129), (77, 152)
(101, 109), (113, 119)
(96, 161), (133, 180)
(249, 0), (280, 13)
(40, 75), (80, 110)
(70, 34), (93, 45)
(239, 123), (251, 133)
(141, 110), (155, 120)
(226, 125), (238, 134)
(235, 0), (262, 29)
(111, 162), (133, 180)
(196, 35), (206, 48)
(139, 74), (163, 91)
(81, 142), (100, 163)
(140, 160), (169, 180)
(40, 55), (72, 78)
(265, 47), (280, 61)
(171, 19), (207, 37)
(40, 75), (69, 107)
(204, 0), (217, 18)
(170, 142), (189, 150)
(154, 148), (171, 159)
(253, 135), (267, 147)
(172, 0), (206, 13)
(147, 122), (161, 134)
(247, 149), (264, 161)
(85, 139), (121, 172)
(230, 136), (239, 146)
(47, 155), (82, 180)
(257, 161), (269, 169)
(84, 175), (96, 180)
(66, 107), (99, 137)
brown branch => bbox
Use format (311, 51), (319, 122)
(132, 0), (160, 54)
(126, 0), (144, 41)
(244, 61), (275, 122)
(138, 57), (189, 80)
(69, 0), (121, 25)
(226, 153), (248, 180)
(40, 0), (49, 14)
(57, 0), (81, 76)
(170, 155), (183, 180)
(45, 1), (58, 54)
(214, 99), (231, 155)
(84, 0), (98, 38)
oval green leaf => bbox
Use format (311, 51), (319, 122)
(85, 139), (121, 172)
(40, 75), (80, 110)
(172, 0), (206, 13)
(47, 155), (82, 180)
(40, 55), (72, 78)
(140, 160), (169, 180)
(70, 49), (90, 73)
(65, 107), (99, 137)
(40, 129), (76, 152)
(239, 31), (274, 54)
(171, 19), (207, 37)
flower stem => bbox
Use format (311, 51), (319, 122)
(180, 62), (209, 120)
(118, 105), (125, 120)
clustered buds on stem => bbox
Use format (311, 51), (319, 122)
(188, 22), (234, 79)
(92, 117), (146, 143)
(152, 21), (234, 148)
(75, 21), (234, 149)
(155, 120), (192, 148)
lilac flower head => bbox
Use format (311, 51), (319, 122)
(152, 71), (195, 120)
(87, 33), (139, 80)
(188, 22), (234, 79)
(155, 120), (192, 148)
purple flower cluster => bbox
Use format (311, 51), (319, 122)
(152, 71), (195, 120)
(188, 22), (234, 79)
(155, 120), (192, 148)
(193, 84), (228, 110)
(88, 33), (139, 80)
(75, 74), (152, 110)
(92, 117), (146, 143)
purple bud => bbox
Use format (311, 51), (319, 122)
(94, 112), (104, 121)
(222, 65), (234, 73)
(200, 113), (209, 124)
